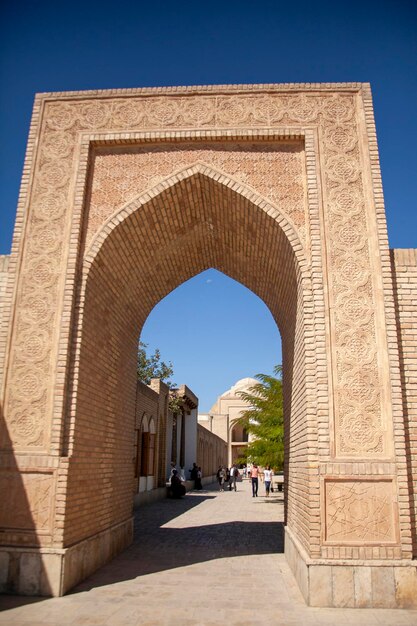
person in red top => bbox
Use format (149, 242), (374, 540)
(251, 464), (259, 497)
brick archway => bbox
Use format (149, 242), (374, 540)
(65, 164), (318, 566)
(0, 83), (416, 606)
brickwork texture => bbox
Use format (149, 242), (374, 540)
(0, 83), (416, 605)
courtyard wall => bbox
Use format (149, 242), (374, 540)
(197, 423), (227, 481)
(391, 248), (417, 557)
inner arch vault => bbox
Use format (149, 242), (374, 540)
(67, 169), (316, 557)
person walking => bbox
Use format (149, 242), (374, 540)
(225, 466), (230, 487)
(216, 466), (226, 491)
(251, 464), (259, 497)
(263, 465), (273, 497)
(228, 464), (239, 491)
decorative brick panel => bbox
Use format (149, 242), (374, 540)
(323, 478), (398, 544)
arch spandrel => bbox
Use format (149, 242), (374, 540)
(85, 161), (309, 268)
(0, 84), (415, 605)
(85, 140), (310, 252)
(82, 170), (307, 336)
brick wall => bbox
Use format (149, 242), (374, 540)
(149, 379), (170, 487)
(391, 248), (417, 557)
(0, 255), (9, 334)
(197, 423), (227, 477)
(135, 381), (159, 488)
(283, 265), (316, 554)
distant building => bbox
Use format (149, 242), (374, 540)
(135, 379), (226, 505)
(198, 377), (257, 466)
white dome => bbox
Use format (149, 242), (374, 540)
(220, 377), (258, 398)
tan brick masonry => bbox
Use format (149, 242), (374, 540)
(1, 480), (416, 624)
(0, 83), (416, 605)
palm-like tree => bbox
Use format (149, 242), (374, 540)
(235, 365), (284, 471)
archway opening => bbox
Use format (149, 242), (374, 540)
(64, 170), (318, 568)
(137, 266), (282, 489)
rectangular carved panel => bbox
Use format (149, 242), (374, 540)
(324, 478), (397, 544)
(0, 470), (54, 533)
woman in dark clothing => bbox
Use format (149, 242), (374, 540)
(170, 470), (186, 498)
(195, 466), (203, 490)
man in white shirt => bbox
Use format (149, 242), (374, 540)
(228, 464), (240, 491)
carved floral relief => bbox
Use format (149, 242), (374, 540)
(3, 89), (385, 460)
(87, 143), (307, 251)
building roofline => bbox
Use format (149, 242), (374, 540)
(33, 82), (369, 102)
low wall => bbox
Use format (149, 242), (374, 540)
(0, 517), (133, 597)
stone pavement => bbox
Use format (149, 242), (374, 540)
(0, 480), (416, 626)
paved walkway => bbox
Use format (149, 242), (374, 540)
(1, 480), (416, 625)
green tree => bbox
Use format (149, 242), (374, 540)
(235, 365), (284, 471)
(137, 341), (174, 386)
(137, 342), (182, 414)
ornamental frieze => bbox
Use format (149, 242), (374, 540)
(2, 89), (386, 458)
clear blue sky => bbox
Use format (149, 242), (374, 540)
(1, 0), (416, 410)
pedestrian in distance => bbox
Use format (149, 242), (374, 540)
(195, 466), (203, 490)
(263, 465), (273, 497)
(228, 464), (239, 491)
(190, 462), (198, 488)
(169, 461), (177, 482)
(216, 466), (226, 491)
(251, 464), (259, 497)
(169, 470), (186, 498)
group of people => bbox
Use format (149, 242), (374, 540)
(248, 464), (274, 497)
(168, 460), (276, 499)
(167, 462), (203, 498)
(216, 463), (275, 497)
(216, 464), (241, 491)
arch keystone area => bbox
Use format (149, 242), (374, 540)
(0, 83), (416, 607)
(86, 162), (306, 267)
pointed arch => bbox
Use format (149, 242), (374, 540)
(85, 162), (308, 273)
(64, 158), (324, 576)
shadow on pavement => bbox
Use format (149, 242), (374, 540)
(0, 487), (284, 606)
(71, 489), (284, 593)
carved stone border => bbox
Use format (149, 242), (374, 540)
(360, 85), (413, 559)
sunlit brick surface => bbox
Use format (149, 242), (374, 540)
(391, 249), (417, 557)
(0, 83), (416, 604)
(68, 172), (308, 550)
